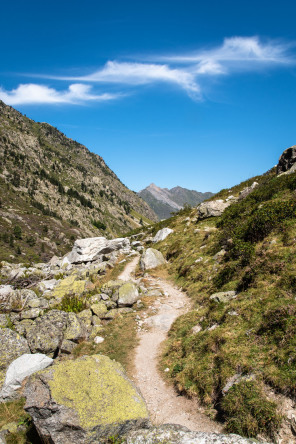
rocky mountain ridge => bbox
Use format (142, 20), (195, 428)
(0, 100), (157, 263)
(139, 183), (213, 220)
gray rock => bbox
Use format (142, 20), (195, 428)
(277, 145), (296, 174)
(0, 314), (9, 328)
(239, 181), (259, 200)
(152, 228), (174, 243)
(90, 302), (108, 318)
(118, 282), (140, 307)
(14, 319), (35, 337)
(64, 312), (86, 342)
(140, 248), (166, 270)
(126, 424), (264, 443)
(60, 339), (76, 354)
(0, 353), (53, 400)
(196, 200), (231, 219)
(210, 291), (237, 303)
(0, 329), (30, 384)
(20, 308), (42, 320)
(26, 310), (68, 357)
(24, 354), (149, 443)
(65, 237), (131, 264)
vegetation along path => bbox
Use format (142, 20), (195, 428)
(119, 256), (222, 433)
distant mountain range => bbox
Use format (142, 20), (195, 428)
(138, 183), (214, 220)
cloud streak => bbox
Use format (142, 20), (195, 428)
(0, 83), (121, 105)
(2, 36), (294, 106)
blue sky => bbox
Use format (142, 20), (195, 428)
(1, 0), (296, 193)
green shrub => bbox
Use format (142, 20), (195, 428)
(58, 294), (87, 313)
(92, 219), (107, 230)
(221, 380), (281, 439)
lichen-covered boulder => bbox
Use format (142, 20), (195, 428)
(24, 355), (149, 443)
(0, 329), (30, 386)
(196, 199), (231, 219)
(118, 282), (140, 307)
(64, 312), (86, 342)
(90, 302), (108, 318)
(26, 310), (68, 357)
(152, 228), (174, 243)
(126, 424), (262, 443)
(51, 274), (86, 299)
(140, 248), (166, 270)
(209, 291), (237, 303)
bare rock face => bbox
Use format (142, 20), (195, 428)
(140, 248), (166, 270)
(65, 237), (131, 264)
(196, 200), (231, 219)
(277, 145), (296, 174)
(152, 228), (174, 243)
(126, 424), (265, 443)
(24, 355), (149, 444)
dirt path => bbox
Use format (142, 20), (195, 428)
(118, 254), (140, 281)
(120, 257), (222, 433)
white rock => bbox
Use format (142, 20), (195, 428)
(140, 248), (166, 270)
(196, 200), (232, 219)
(65, 237), (131, 264)
(0, 353), (53, 399)
(93, 336), (105, 344)
(152, 228), (174, 243)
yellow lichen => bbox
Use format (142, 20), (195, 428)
(52, 274), (86, 299)
(48, 355), (148, 429)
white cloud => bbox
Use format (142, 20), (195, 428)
(50, 61), (200, 97)
(159, 36), (294, 75)
(0, 83), (120, 105)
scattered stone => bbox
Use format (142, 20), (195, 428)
(210, 291), (237, 303)
(20, 308), (42, 320)
(152, 228), (174, 243)
(60, 339), (76, 355)
(191, 324), (202, 334)
(24, 355), (149, 443)
(0, 353), (53, 400)
(93, 336), (104, 344)
(196, 200), (232, 219)
(222, 373), (256, 395)
(140, 248), (166, 270)
(64, 312), (86, 342)
(0, 314), (9, 328)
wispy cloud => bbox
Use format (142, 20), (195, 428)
(3, 36), (294, 106)
(159, 37), (294, 75)
(0, 83), (121, 105)
(44, 61), (201, 98)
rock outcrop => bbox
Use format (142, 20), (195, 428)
(277, 145), (296, 174)
(152, 228), (174, 243)
(196, 200), (231, 219)
(126, 424), (264, 443)
(25, 355), (149, 443)
(64, 237), (131, 264)
(140, 248), (166, 270)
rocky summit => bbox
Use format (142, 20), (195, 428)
(139, 183), (213, 220)
(0, 100), (157, 263)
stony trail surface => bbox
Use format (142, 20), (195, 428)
(118, 255), (140, 281)
(120, 257), (222, 433)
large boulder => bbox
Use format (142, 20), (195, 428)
(152, 228), (174, 243)
(0, 329), (30, 386)
(24, 355), (149, 443)
(117, 282), (140, 307)
(196, 200), (231, 219)
(140, 248), (166, 270)
(0, 353), (53, 400)
(51, 274), (86, 299)
(26, 310), (69, 357)
(126, 424), (262, 443)
(277, 145), (296, 174)
(239, 181), (259, 200)
(65, 237), (131, 264)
